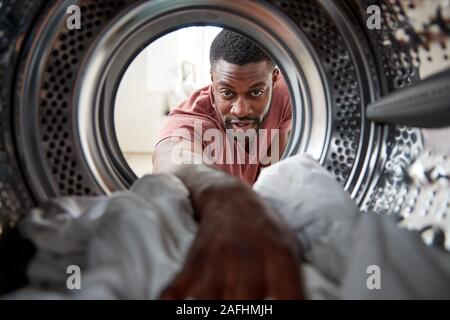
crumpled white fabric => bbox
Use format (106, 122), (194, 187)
(253, 154), (359, 285)
(5, 154), (358, 300)
(6, 153), (447, 300)
(6, 174), (197, 299)
(253, 154), (450, 299)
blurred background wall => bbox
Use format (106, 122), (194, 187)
(114, 26), (222, 176)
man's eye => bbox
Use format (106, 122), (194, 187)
(222, 90), (233, 97)
(251, 90), (263, 97)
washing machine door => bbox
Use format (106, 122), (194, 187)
(0, 0), (449, 294)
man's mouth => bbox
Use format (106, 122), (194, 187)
(230, 120), (256, 131)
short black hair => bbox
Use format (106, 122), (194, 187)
(210, 29), (274, 68)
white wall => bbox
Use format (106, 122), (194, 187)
(114, 50), (170, 154)
(114, 26), (222, 176)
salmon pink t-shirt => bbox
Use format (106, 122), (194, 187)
(156, 76), (292, 185)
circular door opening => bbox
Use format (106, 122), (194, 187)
(113, 26), (300, 179)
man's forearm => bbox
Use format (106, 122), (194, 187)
(162, 164), (304, 300)
(173, 165), (241, 221)
(173, 165), (288, 231)
(152, 138), (218, 175)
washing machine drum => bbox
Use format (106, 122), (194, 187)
(0, 0), (449, 293)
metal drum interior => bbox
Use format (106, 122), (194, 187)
(0, 0), (449, 294)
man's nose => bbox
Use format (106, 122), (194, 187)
(230, 98), (252, 118)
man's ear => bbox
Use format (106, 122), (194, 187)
(210, 66), (215, 83)
(272, 67), (280, 85)
(210, 72), (214, 94)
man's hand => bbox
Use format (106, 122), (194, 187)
(160, 166), (303, 300)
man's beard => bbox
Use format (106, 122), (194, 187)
(223, 115), (260, 130)
(222, 96), (272, 141)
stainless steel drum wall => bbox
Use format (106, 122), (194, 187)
(278, 1), (365, 185)
(16, 0), (131, 202)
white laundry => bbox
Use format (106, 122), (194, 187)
(6, 174), (197, 299)
(255, 154), (450, 299)
(254, 154), (359, 282)
(5, 154), (450, 299)
(6, 154), (353, 300)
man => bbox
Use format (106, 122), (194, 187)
(153, 30), (292, 184)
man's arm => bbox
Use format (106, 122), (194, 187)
(160, 165), (304, 299)
(152, 137), (205, 173)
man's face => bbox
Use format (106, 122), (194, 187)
(211, 59), (278, 132)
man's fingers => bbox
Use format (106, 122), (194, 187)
(160, 268), (196, 300)
(160, 279), (184, 300)
(223, 249), (266, 299)
(264, 248), (304, 299)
